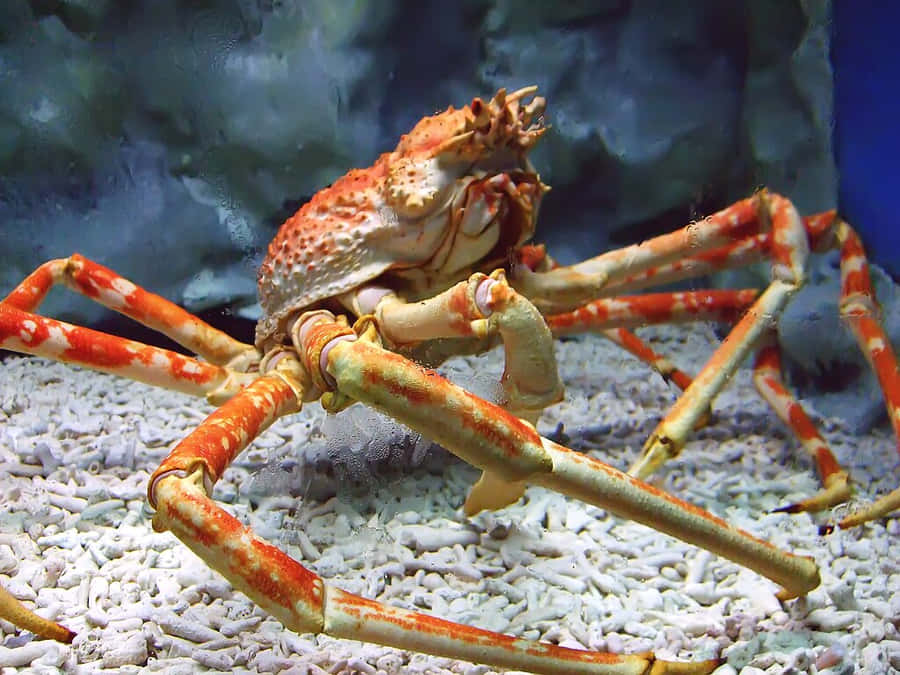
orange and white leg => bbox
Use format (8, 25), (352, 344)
(344, 271), (565, 512)
(578, 211), (837, 297)
(512, 194), (775, 315)
(348, 271), (564, 418)
(548, 316), (716, 431)
(298, 314), (819, 598)
(3, 254), (258, 369)
(508, 204), (770, 434)
(599, 211), (836, 296)
(545, 289), (757, 415)
(750, 214), (900, 528)
(149, 345), (722, 675)
(0, 258), (261, 643)
(0, 303), (255, 402)
(600, 327), (695, 392)
(545, 290), (759, 336)
(517, 197), (896, 526)
(830, 221), (900, 527)
(515, 201), (838, 311)
(628, 193), (810, 478)
(0, 584), (74, 643)
(752, 334), (852, 513)
(1, 255), (261, 401)
(599, 327), (719, 431)
(508, 207), (766, 425)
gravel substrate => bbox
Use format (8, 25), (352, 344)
(0, 325), (898, 674)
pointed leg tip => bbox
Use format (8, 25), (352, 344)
(771, 503), (803, 514)
(770, 482), (853, 516)
(631, 435), (681, 480)
(32, 624), (74, 643)
(38, 616), (76, 643)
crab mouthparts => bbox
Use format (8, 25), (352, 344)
(466, 86), (546, 152)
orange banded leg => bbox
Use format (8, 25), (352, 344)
(3, 254), (257, 369)
(601, 327), (694, 392)
(521, 201), (837, 308)
(600, 327), (715, 431)
(516, 200), (833, 307)
(512, 195), (771, 314)
(593, 211), (835, 296)
(357, 272), (564, 513)
(0, 584), (74, 643)
(545, 291), (758, 430)
(603, 236), (770, 295)
(0, 303), (253, 401)
(629, 194), (809, 478)
(157, 471), (717, 675)
(149, 355), (719, 675)
(509, 195), (774, 315)
(831, 222), (900, 528)
(362, 271), (564, 417)
(752, 337), (852, 513)
(569, 195), (771, 289)
(600, 214), (827, 295)
(298, 317), (820, 600)
(546, 290), (759, 335)
(0, 258), (256, 643)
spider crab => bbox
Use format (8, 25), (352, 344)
(0, 86), (897, 674)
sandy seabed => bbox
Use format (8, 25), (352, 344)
(0, 325), (898, 674)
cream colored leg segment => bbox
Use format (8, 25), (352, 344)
(629, 194), (811, 479)
(373, 271), (564, 512)
(569, 196), (766, 289)
(838, 489), (900, 528)
(629, 280), (797, 478)
(464, 469), (527, 515)
(535, 440), (820, 599)
(325, 338), (820, 599)
(375, 271), (563, 416)
(324, 587), (689, 675)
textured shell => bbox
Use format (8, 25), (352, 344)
(255, 87), (546, 349)
(256, 157), (394, 347)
